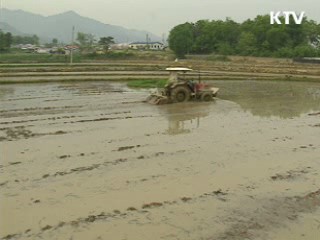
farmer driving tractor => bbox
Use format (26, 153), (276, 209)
(147, 67), (219, 105)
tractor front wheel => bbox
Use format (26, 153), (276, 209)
(201, 92), (213, 102)
(170, 86), (191, 103)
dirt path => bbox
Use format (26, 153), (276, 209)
(1, 81), (320, 240)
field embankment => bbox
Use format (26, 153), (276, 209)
(0, 56), (320, 84)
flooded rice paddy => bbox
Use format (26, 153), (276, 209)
(1, 80), (320, 240)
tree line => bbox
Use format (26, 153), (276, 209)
(0, 31), (40, 51)
(0, 31), (12, 51)
(168, 15), (320, 58)
(76, 32), (114, 53)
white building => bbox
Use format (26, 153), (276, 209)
(36, 48), (51, 54)
(129, 42), (165, 50)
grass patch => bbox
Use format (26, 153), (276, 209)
(206, 55), (231, 62)
(186, 54), (231, 62)
(127, 79), (167, 88)
(0, 53), (80, 63)
(84, 51), (135, 60)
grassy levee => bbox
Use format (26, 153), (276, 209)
(0, 53), (74, 64)
(0, 50), (175, 64)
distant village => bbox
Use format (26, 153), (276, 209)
(12, 41), (167, 55)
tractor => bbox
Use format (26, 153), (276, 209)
(147, 67), (219, 105)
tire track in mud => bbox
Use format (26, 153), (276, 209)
(0, 189), (230, 240)
(198, 168), (319, 240)
(308, 112), (320, 116)
(4, 189), (320, 240)
(308, 111), (320, 128)
(4, 96), (56, 101)
(0, 111), (131, 125)
(210, 189), (320, 240)
(0, 126), (68, 142)
(2, 160), (320, 239)
(65, 115), (153, 124)
(0, 106), (83, 113)
(0, 106), (85, 119)
(0, 148), (186, 189)
(270, 167), (314, 181)
(0, 112), (154, 142)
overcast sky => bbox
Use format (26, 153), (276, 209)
(2, 0), (320, 35)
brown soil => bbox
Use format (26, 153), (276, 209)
(0, 79), (320, 240)
(1, 58), (320, 83)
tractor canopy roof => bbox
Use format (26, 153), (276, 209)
(165, 67), (193, 72)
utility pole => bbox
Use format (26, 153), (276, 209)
(70, 26), (75, 65)
(146, 33), (149, 50)
(162, 33), (165, 44)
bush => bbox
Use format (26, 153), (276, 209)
(293, 45), (318, 58)
(274, 47), (295, 58)
(217, 43), (234, 55)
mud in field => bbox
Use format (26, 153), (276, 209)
(0, 81), (320, 240)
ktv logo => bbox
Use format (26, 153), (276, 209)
(270, 11), (305, 25)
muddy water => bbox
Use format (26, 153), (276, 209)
(0, 81), (320, 240)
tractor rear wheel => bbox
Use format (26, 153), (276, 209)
(170, 86), (191, 103)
